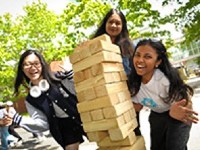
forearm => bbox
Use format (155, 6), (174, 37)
(13, 113), (49, 133)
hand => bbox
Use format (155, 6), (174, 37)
(59, 56), (72, 72)
(169, 99), (199, 125)
(0, 117), (12, 126)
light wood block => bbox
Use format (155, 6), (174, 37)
(98, 136), (146, 150)
(117, 90), (131, 103)
(123, 110), (133, 123)
(83, 115), (125, 132)
(73, 71), (85, 83)
(87, 131), (108, 142)
(79, 46), (91, 60)
(91, 109), (104, 121)
(76, 87), (96, 102)
(80, 111), (92, 123)
(94, 81), (128, 98)
(72, 34), (111, 53)
(77, 93), (119, 113)
(69, 51), (81, 64)
(103, 100), (133, 119)
(91, 62), (124, 76)
(72, 50), (122, 72)
(108, 118), (138, 141)
(120, 71), (128, 81)
(89, 40), (120, 54)
(99, 132), (136, 147)
(89, 34), (112, 44)
(75, 72), (123, 93)
(83, 68), (93, 79)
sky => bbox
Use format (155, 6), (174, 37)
(0, 0), (184, 39)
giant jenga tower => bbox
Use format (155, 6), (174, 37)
(69, 34), (146, 150)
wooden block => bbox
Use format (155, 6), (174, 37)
(103, 100), (133, 119)
(129, 136), (146, 150)
(89, 40), (120, 54)
(83, 115), (125, 132)
(72, 51), (122, 72)
(77, 93), (119, 113)
(95, 81), (128, 98)
(87, 131), (108, 142)
(129, 108), (137, 119)
(80, 111), (92, 123)
(91, 63), (124, 76)
(108, 72), (121, 83)
(98, 136), (146, 150)
(76, 87), (96, 102)
(69, 51), (81, 64)
(83, 68), (93, 79)
(99, 132), (136, 147)
(89, 34), (112, 44)
(70, 34), (112, 64)
(120, 71), (128, 81)
(91, 109), (104, 121)
(75, 73), (124, 93)
(79, 46), (91, 60)
(123, 110), (133, 123)
(108, 118), (138, 141)
(76, 91), (85, 102)
(83, 87), (97, 101)
(73, 71), (85, 83)
(117, 90), (131, 103)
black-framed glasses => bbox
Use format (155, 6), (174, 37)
(23, 62), (41, 69)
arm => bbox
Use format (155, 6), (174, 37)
(13, 101), (49, 133)
(133, 102), (143, 112)
(0, 117), (12, 126)
(169, 99), (198, 124)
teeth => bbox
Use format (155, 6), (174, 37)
(137, 64), (144, 68)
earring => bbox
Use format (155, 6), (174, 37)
(29, 79), (50, 98)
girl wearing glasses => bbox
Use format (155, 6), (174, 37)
(12, 49), (85, 150)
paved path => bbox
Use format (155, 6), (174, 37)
(2, 77), (200, 150)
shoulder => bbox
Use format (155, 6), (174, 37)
(154, 69), (169, 86)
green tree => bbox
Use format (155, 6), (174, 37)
(162, 0), (200, 43)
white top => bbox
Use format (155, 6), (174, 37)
(0, 108), (6, 119)
(132, 69), (171, 113)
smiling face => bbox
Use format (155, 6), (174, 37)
(133, 44), (162, 84)
(22, 53), (43, 85)
(105, 12), (122, 42)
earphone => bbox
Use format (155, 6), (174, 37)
(29, 79), (50, 98)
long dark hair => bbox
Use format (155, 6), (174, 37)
(128, 39), (193, 104)
(92, 8), (134, 57)
(14, 49), (57, 96)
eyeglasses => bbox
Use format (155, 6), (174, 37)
(23, 62), (41, 69)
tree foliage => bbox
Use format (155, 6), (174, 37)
(162, 0), (200, 44)
(0, 0), (184, 100)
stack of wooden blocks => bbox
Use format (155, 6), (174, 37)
(69, 34), (146, 150)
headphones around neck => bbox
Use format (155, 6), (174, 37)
(29, 79), (50, 98)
